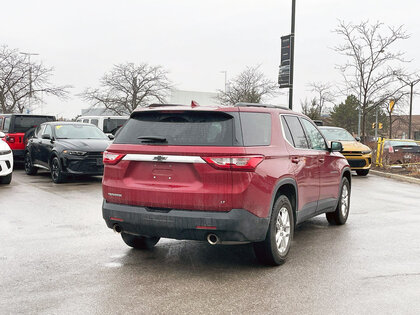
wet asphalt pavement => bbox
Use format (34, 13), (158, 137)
(0, 169), (419, 314)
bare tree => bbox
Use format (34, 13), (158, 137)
(216, 66), (279, 105)
(301, 97), (321, 120)
(307, 82), (335, 116)
(0, 45), (70, 113)
(334, 20), (410, 140)
(80, 62), (173, 115)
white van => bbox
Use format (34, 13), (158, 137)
(76, 116), (128, 136)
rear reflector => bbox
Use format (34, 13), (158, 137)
(202, 155), (264, 171)
(103, 151), (126, 165)
(110, 217), (124, 222)
(196, 226), (217, 230)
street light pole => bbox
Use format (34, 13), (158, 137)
(288, 0), (296, 110)
(398, 77), (420, 139)
(20, 52), (39, 113)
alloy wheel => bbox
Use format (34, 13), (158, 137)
(275, 207), (291, 255)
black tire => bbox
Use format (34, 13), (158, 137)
(253, 195), (294, 266)
(24, 152), (38, 175)
(356, 169), (369, 176)
(0, 173), (12, 184)
(51, 157), (66, 183)
(121, 233), (160, 250)
(326, 177), (350, 225)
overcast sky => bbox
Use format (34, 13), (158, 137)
(2, 0), (420, 118)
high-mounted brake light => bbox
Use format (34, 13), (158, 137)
(103, 151), (125, 165)
(202, 156), (264, 171)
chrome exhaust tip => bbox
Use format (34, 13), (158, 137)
(207, 233), (219, 245)
(113, 224), (122, 234)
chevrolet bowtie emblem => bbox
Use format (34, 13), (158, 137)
(153, 155), (168, 162)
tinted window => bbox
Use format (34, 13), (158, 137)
(281, 116), (294, 145)
(13, 116), (55, 133)
(283, 116), (309, 149)
(91, 119), (99, 126)
(240, 112), (271, 146)
(103, 118), (127, 134)
(301, 119), (327, 150)
(115, 111), (236, 146)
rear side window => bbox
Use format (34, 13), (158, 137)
(283, 115), (309, 149)
(91, 119), (99, 126)
(104, 118), (127, 134)
(114, 111), (238, 146)
(281, 116), (294, 145)
(240, 112), (271, 146)
(3, 117), (11, 132)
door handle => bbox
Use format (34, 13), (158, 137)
(291, 157), (300, 164)
(318, 158), (325, 163)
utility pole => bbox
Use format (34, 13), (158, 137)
(375, 106), (378, 140)
(20, 52), (39, 114)
(398, 77), (420, 139)
(288, 0), (296, 110)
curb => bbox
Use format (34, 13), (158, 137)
(370, 169), (420, 185)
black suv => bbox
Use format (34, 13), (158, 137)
(25, 122), (111, 183)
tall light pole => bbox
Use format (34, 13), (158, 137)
(289, 0), (296, 110)
(20, 52), (39, 114)
(398, 77), (420, 139)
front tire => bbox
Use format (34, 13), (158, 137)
(24, 152), (38, 175)
(253, 195), (294, 266)
(121, 233), (160, 250)
(0, 173), (12, 184)
(326, 177), (350, 225)
(51, 157), (66, 183)
(356, 169), (369, 176)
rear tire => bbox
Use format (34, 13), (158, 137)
(326, 177), (350, 225)
(121, 233), (160, 250)
(51, 157), (66, 183)
(0, 173), (12, 184)
(24, 152), (38, 175)
(253, 195), (294, 266)
(356, 169), (369, 176)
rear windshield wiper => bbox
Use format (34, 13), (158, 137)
(137, 136), (168, 143)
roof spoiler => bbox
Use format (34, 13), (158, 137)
(234, 102), (290, 110)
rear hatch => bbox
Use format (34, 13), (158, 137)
(103, 109), (253, 211)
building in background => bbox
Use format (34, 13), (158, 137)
(391, 115), (420, 140)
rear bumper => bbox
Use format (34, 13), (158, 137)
(102, 200), (269, 242)
(12, 149), (24, 160)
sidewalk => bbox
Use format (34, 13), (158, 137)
(370, 169), (420, 185)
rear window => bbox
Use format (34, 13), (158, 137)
(240, 112), (271, 146)
(114, 111), (238, 146)
(12, 116), (55, 133)
(103, 118), (127, 134)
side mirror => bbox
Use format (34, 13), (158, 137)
(41, 134), (51, 140)
(0, 131), (5, 138)
(330, 141), (343, 152)
(108, 134), (115, 140)
(355, 137), (361, 142)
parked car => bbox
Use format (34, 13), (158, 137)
(0, 114), (56, 160)
(101, 103), (351, 266)
(319, 126), (372, 176)
(76, 116), (128, 136)
(24, 122), (111, 183)
(0, 131), (13, 184)
(382, 139), (420, 165)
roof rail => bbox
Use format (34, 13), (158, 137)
(234, 102), (290, 110)
(147, 103), (185, 108)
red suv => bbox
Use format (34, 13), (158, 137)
(0, 114), (56, 160)
(102, 103), (351, 265)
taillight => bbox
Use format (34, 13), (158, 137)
(6, 136), (15, 143)
(202, 156), (264, 171)
(103, 151), (125, 165)
(388, 146), (394, 153)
